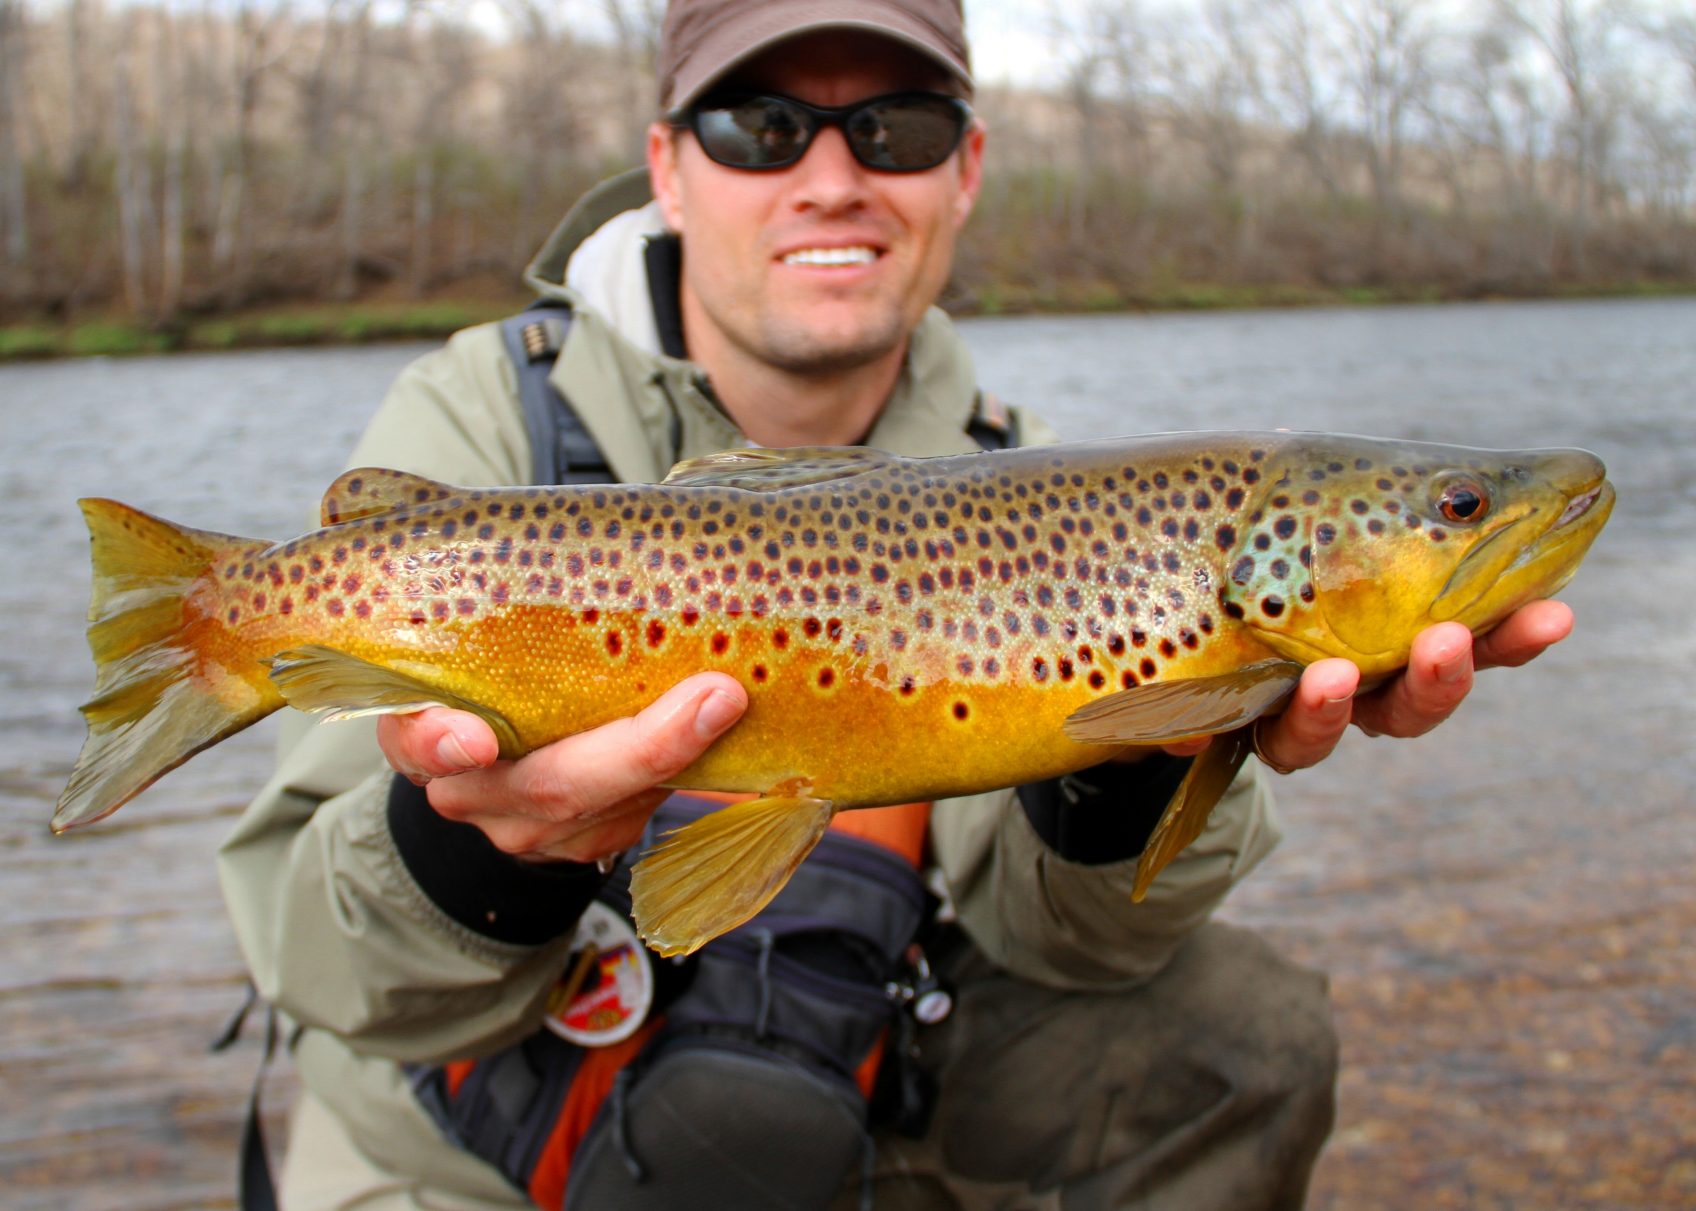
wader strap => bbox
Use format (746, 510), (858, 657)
(499, 306), (612, 486)
(967, 390), (1017, 452)
(214, 981), (281, 1211)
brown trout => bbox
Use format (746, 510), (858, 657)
(55, 433), (1613, 955)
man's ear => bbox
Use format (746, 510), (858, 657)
(952, 120), (987, 230)
(648, 122), (686, 231)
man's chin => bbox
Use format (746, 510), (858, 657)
(758, 317), (908, 377)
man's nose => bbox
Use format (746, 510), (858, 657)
(787, 125), (869, 212)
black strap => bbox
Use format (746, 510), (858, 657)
(499, 305), (613, 486)
(216, 982), (281, 1211)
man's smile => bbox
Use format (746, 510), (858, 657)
(780, 245), (880, 266)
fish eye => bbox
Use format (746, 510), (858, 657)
(1436, 478), (1490, 524)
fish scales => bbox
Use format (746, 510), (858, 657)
(54, 432), (1614, 954)
(206, 440), (1282, 806)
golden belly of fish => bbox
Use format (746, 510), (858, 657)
(55, 433), (1614, 955)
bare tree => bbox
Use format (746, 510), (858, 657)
(1256, 0), (1350, 200)
(1154, 0), (1262, 195)
(0, 0), (28, 271)
(496, 0), (586, 267)
(403, 5), (475, 296)
(210, 0), (291, 298)
(1495, 0), (1633, 266)
(604, 0), (665, 147)
(1331, 0), (1436, 216)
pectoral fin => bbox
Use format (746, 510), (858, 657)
(630, 794), (835, 958)
(265, 645), (524, 756)
(1131, 726), (1255, 901)
(1062, 659), (1302, 746)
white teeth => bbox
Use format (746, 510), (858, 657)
(783, 246), (877, 266)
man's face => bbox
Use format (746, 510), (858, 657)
(649, 31), (985, 377)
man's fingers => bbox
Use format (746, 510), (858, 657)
(1253, 659), (1359, 773)
(1473, 599), (1572, 670)
(1351, 622), (1474, 739)
(427, 673), (747, 825)
(376, 707), (501, 782)
(500, 788), (671, 864)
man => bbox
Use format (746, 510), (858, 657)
(219, 2), (1576, 1208)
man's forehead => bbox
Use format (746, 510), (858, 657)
(714, 29), (954, 100)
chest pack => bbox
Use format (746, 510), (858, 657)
(401, 304), (1016, 1211)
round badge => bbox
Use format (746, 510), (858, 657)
(542, 901), (655, 1046)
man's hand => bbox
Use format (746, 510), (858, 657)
(1251, 599), (1575, 773)
(376, 673), (748, 865)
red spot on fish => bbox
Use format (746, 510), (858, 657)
(772, 628), (789, 648)
(711, 633), (729, 655)
(953, 701), (969, 720)
(681, 606), (700, 626)
(607, 631), (623, 656)
(753, 664), (768, 682)
(818, 668), (835, 688)
(803, 618), (822, 638)
(647, 621), (666, 647)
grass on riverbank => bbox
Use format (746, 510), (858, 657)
(0, 301), (523, 363)
(2, 279), (1692, 362)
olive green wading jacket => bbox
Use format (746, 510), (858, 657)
(216, 171), (1285, 1198)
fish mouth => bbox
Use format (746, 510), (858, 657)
(1554, 484), (1606, 531)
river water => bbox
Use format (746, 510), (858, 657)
(2, 297), (1691, 1209)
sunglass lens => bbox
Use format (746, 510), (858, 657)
(696, 98), (811, 167)
(848, 96), (965, 170)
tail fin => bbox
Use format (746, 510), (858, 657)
(53, 499), (285, 833)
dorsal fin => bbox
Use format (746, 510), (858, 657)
(661, 446), (897, 491)
(320, 468), (461, 526)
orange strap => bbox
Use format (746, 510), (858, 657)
(682, 790), (932, 869)
(527, 1018), (666, 1209)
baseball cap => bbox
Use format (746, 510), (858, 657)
(657, 0), (973, 114)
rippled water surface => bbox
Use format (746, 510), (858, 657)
(2, 298), (1691, 1208)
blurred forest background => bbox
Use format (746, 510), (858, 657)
(0, 0), (1693, 346)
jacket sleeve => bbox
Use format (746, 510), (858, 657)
(216, 325), (588, 1063)
(929, 404), (1287, 991)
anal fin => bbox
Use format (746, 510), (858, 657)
(1131, 727), (1255, 901)
(265, 644), (524, 756)
(630, 794), (835, 957)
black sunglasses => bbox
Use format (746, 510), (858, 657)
(669, 91), (973, 173)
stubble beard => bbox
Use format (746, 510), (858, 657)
(745, 305), (910, 378)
